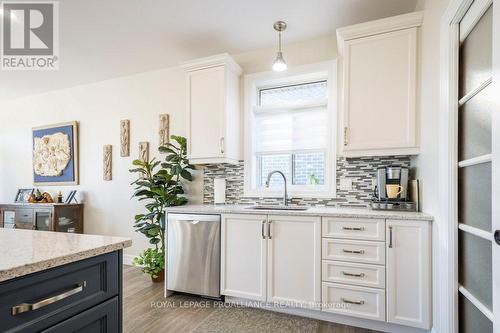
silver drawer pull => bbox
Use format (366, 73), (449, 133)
(341, 297), (365, 305)
(342, 226), (365, 231)
(342, 271), (365, 278)
(11, 281), (86, 315)
(342, 249), (365, 254)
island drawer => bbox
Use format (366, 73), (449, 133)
(0, 251), (120, 332)
(322, 217), (385, 241)
(40, 296), (119, 333)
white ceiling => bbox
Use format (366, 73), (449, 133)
(0, 0), (418, 101)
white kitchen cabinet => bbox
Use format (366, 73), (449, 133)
(267, 215), (321, 307)
(336, 12), (423, 157)
(220, 214), (267, 301)
(221, 214), (321, 307)
(386, 219), (431, 329)
(182, 53), (242, 164)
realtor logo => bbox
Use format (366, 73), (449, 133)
(1, 1), (59, 70)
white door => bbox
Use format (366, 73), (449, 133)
(266, 215), (321, 307)
(457, 3), (497, 332)
(492, 2), (500, 333)
(187, 66), (225, 160)
(386, 220), (431, 329)
(220, 214), (267, 301)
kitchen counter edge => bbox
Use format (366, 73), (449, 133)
(165, 205), (433, 221)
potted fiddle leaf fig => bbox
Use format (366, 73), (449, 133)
(130, 135), (194, 282)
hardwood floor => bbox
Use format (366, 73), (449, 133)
(123, 265), (382, 333)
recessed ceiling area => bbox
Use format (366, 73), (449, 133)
(0, 0), (419, 101)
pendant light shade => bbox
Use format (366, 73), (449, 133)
(272, 21), (287, 72)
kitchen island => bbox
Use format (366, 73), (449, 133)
(0, 228), (131, 332)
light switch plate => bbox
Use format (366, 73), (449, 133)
(339, 178), (353, 191)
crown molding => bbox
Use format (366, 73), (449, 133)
(180, 53), (242, 75)
(336, 11), (424, 55)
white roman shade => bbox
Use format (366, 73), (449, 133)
(253, 105), (328, 153)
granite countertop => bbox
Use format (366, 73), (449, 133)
(0, 229), (132, 282)
(165, 204), (434, 221)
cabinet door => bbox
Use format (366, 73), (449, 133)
(221, 214), (267, 301)
(386, 220), (431, 329)
(342, 28), (418, 156)
(187, 66), (225, 160)
(34, 209), (52, 231)
(267, 215), (321, 307)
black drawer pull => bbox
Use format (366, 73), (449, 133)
(341, 297), (365, 305)
(342, 271), (365, 278)
(11, 281), (86, 315)
(342, 226), (365, 231)
(342, 249), (365, 254)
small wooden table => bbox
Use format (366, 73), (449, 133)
(0, 203), (84, 233)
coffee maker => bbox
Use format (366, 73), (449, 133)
(372, 166), (415, 211)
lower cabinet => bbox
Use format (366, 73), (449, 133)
(267, 215), (321, 307)
(386, 219), (431, 329)
(221, 214), (267, 301)
(221, 214), (321, 306)
(221, 213), (432, 331)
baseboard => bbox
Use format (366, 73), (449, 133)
(123, 254), (136, 266)
(225, 296), (431, 333)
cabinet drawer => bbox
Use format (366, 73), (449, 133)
(41, 297), (119, 333)
(322, 239), (385, 265)
(322, 217), (385, 241)
(15, 209), (33, 223)
(0, 251), (120, 332)
(322, 260), (385, 288)
(322, 282), (385, 321)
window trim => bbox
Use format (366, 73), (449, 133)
(243, 61), (337, 199)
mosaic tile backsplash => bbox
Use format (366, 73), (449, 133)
(203, 156), (411, 207)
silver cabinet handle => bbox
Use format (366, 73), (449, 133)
(344, 127), (349, 146)
(261, 220), (266, 239)
(342, 226), (365, 231)
(12, 281), (86, 315)
(341, 297), (365, 305)
(267, 220), (272, 239)
(389, 226), (393, 248)
(220, 137), (225, 154)
(342, 271), (365, 278)
(342, 249), (365, 254)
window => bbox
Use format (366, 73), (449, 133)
(244, 62), (336, 198)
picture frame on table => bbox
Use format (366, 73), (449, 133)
(32, 121), (79, 186)
(14, 188), (34, 203)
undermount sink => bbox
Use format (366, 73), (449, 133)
(245, 205), (310, 211)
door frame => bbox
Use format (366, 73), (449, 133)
(440, 1), (497, 333)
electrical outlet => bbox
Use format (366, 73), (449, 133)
(339, 178), (353, 191)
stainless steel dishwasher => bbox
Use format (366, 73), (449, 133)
(166, 213), (221, 298)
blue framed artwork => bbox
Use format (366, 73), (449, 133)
(32, 121), (79, 185)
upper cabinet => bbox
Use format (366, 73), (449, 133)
(182, 53), (242, 164)
(337, 12), (423, 157)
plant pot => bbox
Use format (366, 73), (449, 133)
(151, 269), (165, 283)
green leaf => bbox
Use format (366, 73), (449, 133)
(180, 169), (192, 181)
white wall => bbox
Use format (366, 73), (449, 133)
(0, 67), (199, 259)
(0, 36), (337, 261)
(413, 0), (451, 332)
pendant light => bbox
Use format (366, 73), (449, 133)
(272, 21), (287, 71)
